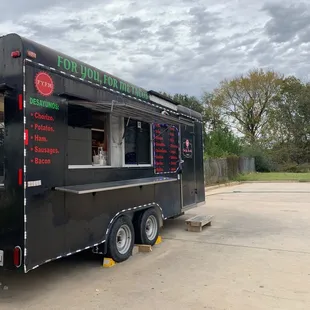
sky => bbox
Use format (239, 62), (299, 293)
(0, 0), (309, 98)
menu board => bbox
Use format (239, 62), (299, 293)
(153, 124), (179, 174)
(25, 66), (66, 187)
(26, 97), (61, 166)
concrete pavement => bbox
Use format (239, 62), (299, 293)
(1, 182), (310, 309)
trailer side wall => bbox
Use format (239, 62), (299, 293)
(0, 34), (25, 270)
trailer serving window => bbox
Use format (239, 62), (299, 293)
(66, 97), (192, 169)
(67, 104), (110, 167)
(124, 118), (152, 166)
(0, 95), (4, 182)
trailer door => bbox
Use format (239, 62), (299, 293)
(180, 124), (196, 208)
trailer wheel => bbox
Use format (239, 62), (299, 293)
(107, 215), (135, 262)
(135, 208), (160, 246)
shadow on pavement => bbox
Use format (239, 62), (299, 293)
(0, 251), (101, 303)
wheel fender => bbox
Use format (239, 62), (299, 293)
(152, 205), (164, 228)
(102, 203), (164, 253)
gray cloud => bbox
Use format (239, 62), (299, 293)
(0, 0), (310, 96)
(0, 0), (103, 21)
(155, 25), (177, 42)
(263, 2), (310, 43)
(20, 19), (86, 41)
(113, 17), (152, 30)
(189, 6), (221, 36)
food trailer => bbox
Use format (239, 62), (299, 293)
(0, 33), (205, 273)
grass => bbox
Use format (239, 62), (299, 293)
(236, 172), (310, 182)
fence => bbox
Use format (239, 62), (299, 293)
(204, 156), (255, 185)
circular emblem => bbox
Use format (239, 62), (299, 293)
(34, 72), (54, 97)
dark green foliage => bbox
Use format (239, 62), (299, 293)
(279, 162), (310, 173)
(270, 76), (310, 166)
(204, 127), (243, 158)
(160, 92), (204, 113)
(242, 146), (276, 172)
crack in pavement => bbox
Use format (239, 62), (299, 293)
(163, 237), (310, 255)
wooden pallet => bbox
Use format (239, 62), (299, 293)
(132, 236), (163, 255)
(185, 215), (214, 232)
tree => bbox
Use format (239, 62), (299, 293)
(160, 91), (225, 132)
(160, 92), (208, 134)
(160, 92), (204, 113)
(159, 91), (243, 158)
(213, 69), (283, 144)
(270, 76), (310, 165)
(201, 91), (226, 132)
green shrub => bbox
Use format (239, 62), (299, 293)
(204, 127), (243, 158)
(242, 146), (276, 172)
(280, 162), (310, 173)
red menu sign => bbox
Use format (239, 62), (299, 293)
(24, 66), (66, 187)
(153, 124), (179, 174)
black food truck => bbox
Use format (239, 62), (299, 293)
(0, 33), (205, 273)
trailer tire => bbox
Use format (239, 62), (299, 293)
(134, 208), (160, 246)
(107, 215), (135, 263)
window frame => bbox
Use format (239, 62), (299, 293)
(122, 118), (153, 167)
(67, 106), (113, 169)
(67, 112), (154, 170)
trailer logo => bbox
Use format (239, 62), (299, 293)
(35, 72), (54, 97)
(182, 138), (193, 159)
